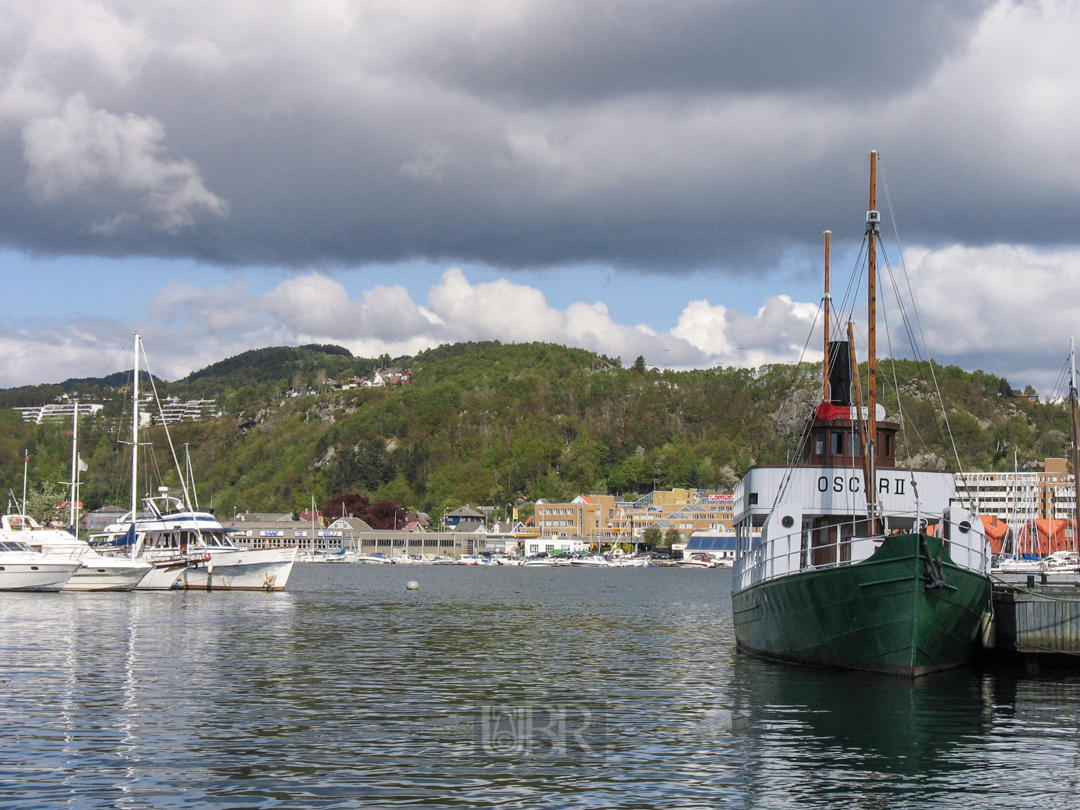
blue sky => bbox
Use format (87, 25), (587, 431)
(3, 1), (1080, 395)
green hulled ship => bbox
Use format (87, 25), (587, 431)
(731, 152), (992, 678)
(732, 531), (991, 677)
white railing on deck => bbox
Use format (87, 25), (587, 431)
(733, 529), (881, 593)
(734, 508), (991, 593)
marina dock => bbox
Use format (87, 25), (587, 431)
(984, 575), (1080, 665)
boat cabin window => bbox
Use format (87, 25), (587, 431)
(0, 540), (33, 552)
(153, 533), (179, 549)
(814, 432), (825, 455)
(831, 432), (844, 455)
(850, 431), (860, 455)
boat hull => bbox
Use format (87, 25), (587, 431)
(134, 549), (297, 591)
(64, 562), (152, 591)
(0, 561), (80, 591)
(732, 534), (991, 677)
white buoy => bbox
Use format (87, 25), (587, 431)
(406, 580), (420, 591)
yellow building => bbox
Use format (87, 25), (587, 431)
(534, 490), (734, 542)
(534, 495), (616, 538)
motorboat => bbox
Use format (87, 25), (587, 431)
(1, 514), (150, 591)
(610, 556), (649, 568)
(93, 494), (297, 591)
(1044, 551), (1080, 573)
(354, 552), (395, 564)
(993, 556), (1045, 574)
(0, 538), (81, 591)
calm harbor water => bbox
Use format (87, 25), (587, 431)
(2, 565), (1080, 809)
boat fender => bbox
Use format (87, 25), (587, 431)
(203, 553), (212, 562)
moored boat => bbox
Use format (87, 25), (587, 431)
(731, 152), (992, 678)
(93, 494), (297, 591)
(1, 514), (150, 591)
(0, 538), (81, 591)
(92, 333), (298, 591)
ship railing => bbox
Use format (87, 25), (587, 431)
(734, 530), (883, 590)
(735, 511), (992, 591)
(734, 528), (803, 590)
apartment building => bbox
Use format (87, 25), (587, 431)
(954, 458), (1077, 524)
(534, 489), (735, 542)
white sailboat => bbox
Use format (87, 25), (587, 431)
(93, 334), (298, 591)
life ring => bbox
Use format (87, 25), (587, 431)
(202, 553), (212, 562)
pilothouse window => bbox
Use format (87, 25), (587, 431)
(831, 432), (844, 455)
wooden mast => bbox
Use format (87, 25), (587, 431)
(823, 230), (831, 402)
(1071, 337), (1079, 551)
(866, 151), (880, 526)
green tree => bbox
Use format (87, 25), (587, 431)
(25, 481), (67, 526)
(631, 356), (646, 374)
(642, 525), (662, 547)
(664, 528), (682, 548)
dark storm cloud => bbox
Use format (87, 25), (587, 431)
(1, 0), (1076, 273)
(396, 1), (989, 103)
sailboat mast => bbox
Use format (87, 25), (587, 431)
(1071, 337), (1079, 552)
(866, 150), (880, 523)
(69, 400), (79, 531)
(823, 230), (831, 401)
(132, 333), (140, 521)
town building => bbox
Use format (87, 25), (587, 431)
(222, 512), (490, 558)
(15, 402), (104, 423)
(954, 458), (1077, 525)
(443, 506), (486, 529)
(533, 489), (736, 544)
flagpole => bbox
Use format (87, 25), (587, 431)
(21, 448), (28, 516)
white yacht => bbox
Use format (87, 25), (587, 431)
(0, 538), (81, 591)
(0, 514), (150, 591)
(354, 552), (394, 564)
(569, 554), (615, 567)
(93, 493), (297, 591)
(92, 332), (298, 591)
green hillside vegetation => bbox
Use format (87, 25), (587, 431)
(0, 342), (1072, 524)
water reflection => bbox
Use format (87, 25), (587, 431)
(3, 567), (1080, 808)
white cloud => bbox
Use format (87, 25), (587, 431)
(22, 93), (227, 231)
(901, 243), (1080, 361)
(0, 266), (832, 386)
(673, 295), (821, 368)
(5, 245), (1080, 394)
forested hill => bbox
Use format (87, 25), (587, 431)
(0, 342), (1069, 520)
